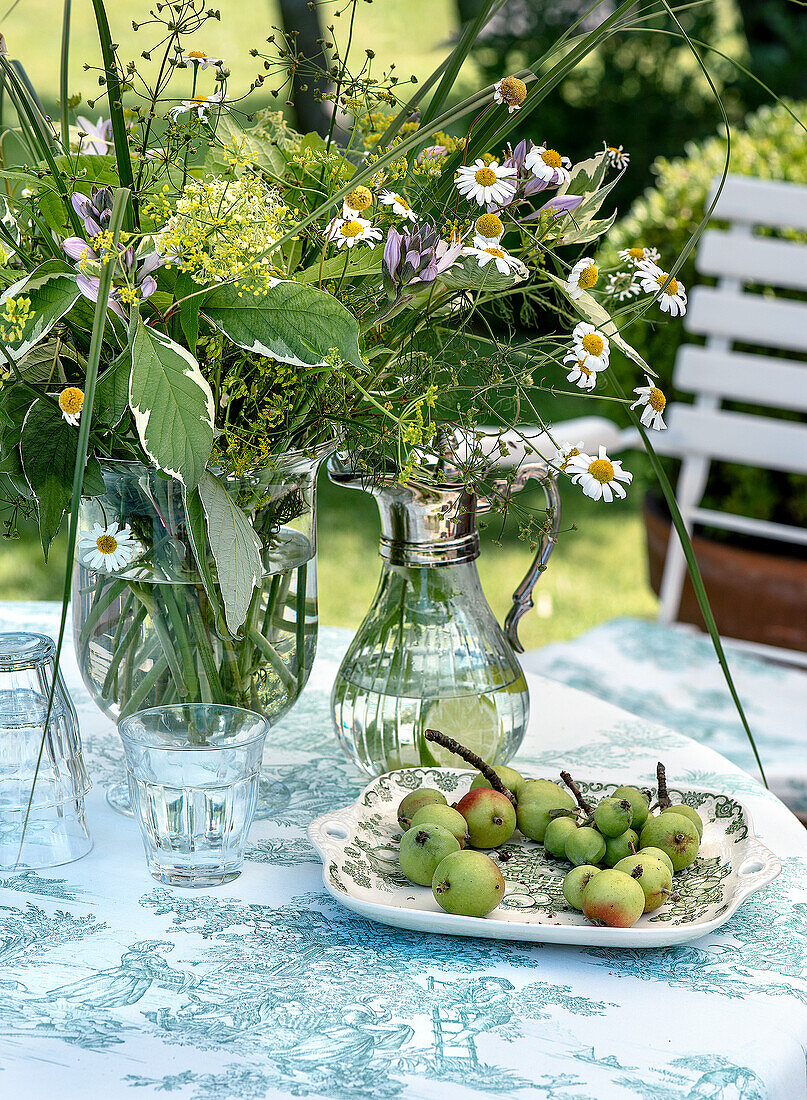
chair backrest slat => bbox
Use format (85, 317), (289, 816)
(706, 175), (807, 231)
(656, 405), (807, 475)
(684, 286), (807, 353)
(676, 347), (807, 413)
(696, 230), (807, 290)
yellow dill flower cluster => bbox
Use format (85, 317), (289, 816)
(290, 146), (354, 191)
(398, 385), (439, 483)
(0, 296), (31, 343)
(152, 176), (292, 293)
(89, 229), (117, 266)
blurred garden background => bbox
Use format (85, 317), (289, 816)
(1, 0), (804, 649)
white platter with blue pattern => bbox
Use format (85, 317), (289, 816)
(309, 767), (781, 947)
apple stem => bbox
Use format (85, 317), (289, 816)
(560, 770), (594, 814)
(423, 729), (517, 805)
(656, 761), (672, 809)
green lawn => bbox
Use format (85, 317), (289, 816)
(1, 474), (657, 648)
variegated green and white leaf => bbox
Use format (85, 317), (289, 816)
(130, 320), (214, 488)
(202, 280), (365, 368)
(198, 471), (263, 635)
(0, 260), (80, 362)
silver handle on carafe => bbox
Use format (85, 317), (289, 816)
(478, 460), (562, 654)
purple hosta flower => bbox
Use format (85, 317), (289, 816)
(75, 116), (114, 156)
(62, 229), (162, 319)
(71, 185), (115, 238)
(519, 194), (584, 225)
(383, 222), (463, 297)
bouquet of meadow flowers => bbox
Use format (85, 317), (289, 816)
(0, 0), (761, 764)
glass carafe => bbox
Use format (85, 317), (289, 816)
(329, 459), (560, 776)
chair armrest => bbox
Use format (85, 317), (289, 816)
(455, 417), (640, 466)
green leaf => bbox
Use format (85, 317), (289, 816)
(202, 280), (365, 367)
(546, 271), (654, 377)
(19, 396), (78, 556)
(205, 114), (286, 179)
(174, 270), (201, 352)
(95, 356), (131, 428)
(0, 260), (80, 362)
(130, 320), (214, 488)
(183, 483), (227, 632)
(558, 153), (608, 198)
(197, 471), (263, 635)
(557, 208), (617, 247)
(298, 251), (382, 285)
(440, 256), (526, 292)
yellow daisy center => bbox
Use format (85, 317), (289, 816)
(588, 458), (615, 484)
(499, 76), (527, 106)
(608, 146), (620, 154)
(476, 213), (503, 238)
(485, 247), (505, 258)
(191, 95), (212, 105)
(96, 535), (118, 555)
(392, 195), (409, 210)
(649, 387), (666, 411)
(559, 447), (579, 471)
(58, 387), (84, 415)
(340, 220), (364, 239)
(187, 51), (210, 59)
(541, 149), (563, 169)
(578, 264), (599, 290)
(656, 273), (679, 295)
(475, 166), (498, 187)
(628, 247), (645, 259)
(345, 186), (372, 212)
(581, 333), (604, 356)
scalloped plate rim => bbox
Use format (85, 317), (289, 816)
(307, 767), (782, 948)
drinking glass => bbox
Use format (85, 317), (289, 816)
(0, 632), (91, 869)
(118, 704), (268, 887)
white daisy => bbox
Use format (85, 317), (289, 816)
(636, 259), (687, 317)
(178, 51), (225, 69)
(493, 76), (528, 113)
(618, 245), (661, 268)
(566, 256), (599, 299)
(571, 322), (610, 371)
(464, 244), (528, 279)
(524, 144), (572, 186)
(78, 522), (141, 573)
(325, 216), (383, 249)
(631, 376), (668, 430)
(379, 191), (418, 222)
(603, 142), (630, 170)
(455, 158), (517, 208)
(473, 212), (504, 247)
(169, 92), (229, 120)
(566, 446), (633, 502)
(556, 440), (586, 472)
(58, 386), (84, 427)
(605, 272), (642, 301)
(563, 352), (599, 390)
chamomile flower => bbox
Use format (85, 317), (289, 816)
(603, 142), (630, 170)
(326, 217), (383, 249)
(636, 260), (688, 317)
(524, 144), (572, 186)
(464, 244), (528, 279)
(566, 446), (633, 502)
(493, 76), (528, 113)
(58, 386), (84, 427)
(342, 185), (373, 218)
(571, 322), (610, 371)
(563, 352), (599, 390)
(631, 377), (668, 430)
(379, 190), (418, 221)
(178, 50), (225, 69)
(169, 92), (229, 120)
(618, 245), (660, 267)
(566, 257), (599, 299)
(605, 272), (641, 301)
(78, 522), (141, 573)
(455, 158), (517, 208)
(556, 440), (586, 472)
(473, 212), (504, 247)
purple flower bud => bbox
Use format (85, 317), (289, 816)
(62, 236), (96, 262)
(139, 275), (158, 300)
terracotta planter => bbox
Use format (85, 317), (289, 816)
(643, 493), (807, 653)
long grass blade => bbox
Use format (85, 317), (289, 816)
(89, 0), (135, 226)
(60, 0), (71, 151)
(15, 188), (130, 865)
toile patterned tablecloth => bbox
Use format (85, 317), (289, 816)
(2, 601), (807, 1100)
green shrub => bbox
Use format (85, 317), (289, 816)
(605, 100), (807, 539)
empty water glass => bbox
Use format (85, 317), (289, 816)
(118, 704), (269, 887)
(0, 633), (91, 870)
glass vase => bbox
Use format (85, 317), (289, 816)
(73, 449), (326, 813)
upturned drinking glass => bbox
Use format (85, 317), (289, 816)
(0, 633), (91, 869)
(118, 704), (269, 887)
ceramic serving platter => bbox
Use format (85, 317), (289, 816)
(308, 767), (781, 948)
